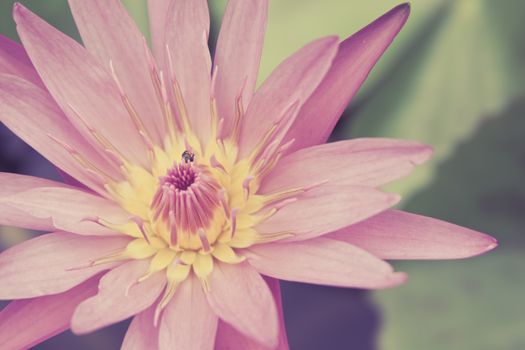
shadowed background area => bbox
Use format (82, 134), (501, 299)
(1, 0), (524, 349)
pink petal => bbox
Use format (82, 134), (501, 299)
(122, 306), (158, 350)
(164, 0), (212, 144)
(0, 34), (43, 87)
(238, 36), (339, 158)
(207, 262), (279, 348)
(0, 75), (121, 193)
(213, 0), (268, 136)
(0, 172), (65, 231)
(0, 276), (99, 350)
(147, 0), (171, 63)
(14, 4), (150, 166)
(68, 0), (166, 144)
(261, 138), (432, 193)
(246, 238), (406, 289)
(284, 4), (411, 153)
(0, 232), (129, 299)
(71, 259), (166, 334)
(0, 173), (131, 236)
(159, 274), (218, 350)
(328, 210), (498, 260)
(256, 184), (399, 242)
(214, 277), (289, 350)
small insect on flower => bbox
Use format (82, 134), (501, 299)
(181, 150), (195, 164)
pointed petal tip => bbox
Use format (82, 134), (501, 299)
(389, 193), (402, 206)
(12, 2), (23, 17)
(390, 271), (408, 287)
(486, 239), (498, 253)
(70, 302), (110, 335)
(324, 35), (341, 50)
(12, 2), (30, 21)
(393, 2), (411, 19)
(406, 143), (434, 166)
(70, 301), (97, 335)
(443, 229), (498, 260)
(310, 35), (340, 49)
(70, 318), (89, 335)
(471, 234), (498, 258)
(70, 320), (99, 336)
(12, 2), (35, 27)
(376, 3), (410, 31)
(417, 145), (434, 164)
(488, 237), (498, 250)
(309, 35), (341, 51)
(326, 34), (341, 44)
(370, 271), (408, 290)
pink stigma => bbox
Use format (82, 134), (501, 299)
(164, 163), (196, 190)
(151, 162), (220, 239)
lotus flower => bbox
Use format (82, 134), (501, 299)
(0, 1), (496, 349)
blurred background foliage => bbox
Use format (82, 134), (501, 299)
(1, 0), (524, 349)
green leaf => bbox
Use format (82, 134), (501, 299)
(122, 0), (150, 40)
(0, 0), (151, 43)
(347, 0), (525, 199)
(375, 99), (525, 350)
(209, 0), (441, 85)
(0, 227), (33, 248)
(376, 252), (525, 350)
(0, 0), (80, 41)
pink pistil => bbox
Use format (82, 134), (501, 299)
(151, 162), (220, 236)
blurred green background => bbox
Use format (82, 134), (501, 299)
(1, 0), (524, 349)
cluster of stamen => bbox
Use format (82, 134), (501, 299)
(162, 163), (196, 190)
(151, 159), (221, 247)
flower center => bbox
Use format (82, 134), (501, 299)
(151, 158), (222, 249)
(65, 53), (304, 322)
(163, 162), (196, 191)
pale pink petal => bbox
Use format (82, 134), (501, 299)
(214, 277), (289, 350)
(0, 173), (131, 236)
(0, 34), (43, 87)
(238, 36), (338, 158)
(0, 172), (65, 231)
(329, 210), (498, 260)
(246, 238), (406, 289)
(0, 276), (99, 350)
(159, 274), (218, 350)
(164, 0), (212, 144)
(0, 232), (129, 299)
(147, 0), (171, 63)
(71, 259), (166, 334)
(122, 306), (158, 350)
(284, 4), (411, 153)
(207, 262), (279, 348)
(261, 138), (432, 193)
(256, 184), (399, 242)
(0, 74), (121, 192)
(68, 0), (165, 144)
(213, 0), (268, 136)
(14, 4), (149, 166)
